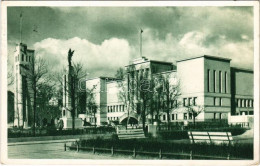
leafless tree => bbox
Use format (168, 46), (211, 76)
(86, 84), (98, 127)
(153, 73), (181, 130)
(115, 67), (125, 79)
(185, 104), (204, 126)
(26, 56), (48, 136)
(8, 65), (14, 86)
(117, 79), (135, 127)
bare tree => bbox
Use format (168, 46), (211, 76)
(86, 84), (98, 127)
(135, 68), (153, 131)
(117, 79), (135, 127)
(26, 56), (48, 136)
(8, 66), (14, 86)
(153, 73), (181, 130)
(185, 104), (204, 126)
(115, 67), (125, 79)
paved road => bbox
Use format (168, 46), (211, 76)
(8, 141), (133, 159)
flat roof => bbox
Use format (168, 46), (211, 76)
(176, 55), (231, 63)
(152, 70), (177, 76)
(125, 59), (173, 67)
(231, 67), (253, 73)
(85, 76), (121, 81)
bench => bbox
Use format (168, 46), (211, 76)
(117, 128), (146, 140)
(188, 131), (233, 145)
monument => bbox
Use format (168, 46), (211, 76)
(61, 49), (83, 129)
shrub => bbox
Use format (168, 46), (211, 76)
(157, 130), (189, 140)
(77, 138), (253, 159)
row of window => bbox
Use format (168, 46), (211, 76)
(161, 114), (178, 121)
(213, 97), (222, 106)
(15, 54), (31, 63)
(154, 100), (178, 109)
(89, 117), (97, 123)
(107, 105), (125, 113)
(183, 97), (197, 106)
(108, 117), (119, 121)
(162, 113), (191, 120)
(207, 70), (228, 93)
(239, 111), (253, 115)
(236, 99), (254, 108)
(161, 112), (223, 121)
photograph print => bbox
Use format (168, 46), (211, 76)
(1, 1), (259, 165)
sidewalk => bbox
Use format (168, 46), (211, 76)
(8, 139), (76, 146)
(8, 133), (112, 143)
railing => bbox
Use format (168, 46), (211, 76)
(63, 141), (245, 160)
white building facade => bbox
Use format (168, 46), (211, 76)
(13, 43), (35, 128)
(82, 55), (254, 126)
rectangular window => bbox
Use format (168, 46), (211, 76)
(189, 113), (192, 119)
(184, 113), (187, 120)
(188, 98), (193, 106)
(219, 98), (222, 106)
(163, 115), (166, 121)
(213, 70), (216, 92)
(107, 107), (109, 112)
(22, 54), (24, 61)
(26, 56), (28, 62)
(213, 97), (216, 106)
(176, 114), (178, 120)
(183, 98), (187, 106)
(193, 97), (197, 106)
(219, 71), (222, 93)
(225, 72), (228, 93)
(214, 113), (216, 119)
(207, 69), (210, 92)
(29, 56), (31, 62)
(237, 99), (240, 107)
(219, 113), (222, 119)
(171, 114), (174, 120)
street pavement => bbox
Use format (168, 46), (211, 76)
(8, 140), (133, 159)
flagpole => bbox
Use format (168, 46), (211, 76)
(20, 12), (23, 44)
(140, 29), (143, 58)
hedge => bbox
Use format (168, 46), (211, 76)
(77, 138), (253, 159)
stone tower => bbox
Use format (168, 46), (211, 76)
(14, 43), (35, 128)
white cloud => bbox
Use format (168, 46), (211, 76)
(28, 28), (254, 80)
(33, 37), (131, 77)
(141, 29), (253, 69)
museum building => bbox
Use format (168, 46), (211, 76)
(79, 55), (254, 126)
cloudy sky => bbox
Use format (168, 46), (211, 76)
(8, 6), (254, 79)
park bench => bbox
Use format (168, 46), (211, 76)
(188, 131), (233, 145)
(117, 128), (146, 140)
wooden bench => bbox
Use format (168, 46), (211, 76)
(188, 131), (233, 145)
(117, 128), (146, 140)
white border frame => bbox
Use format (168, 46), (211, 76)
(1, 1), (259, 166)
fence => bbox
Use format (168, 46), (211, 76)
(64, 141), (241, 160)
(157, 120), (246, 131)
